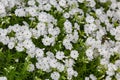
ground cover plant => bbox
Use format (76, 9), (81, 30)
(0, 0), (120, 80)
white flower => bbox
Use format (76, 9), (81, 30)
(0, 36), (9, 45)
(27, 50), (36, 58)
(20, 25), (29, 31)
(15, 32), (23, 41)
(46, 51), (55, 59)
(49, 0), (57, 6)
(106, 10), (114, 17)
(100, 58), (109, 65)
(56, 63), (65, 72)
(38, 12), (48, 22)
(39, 0), (48, 5)
(0, 2), (6, 17)
(8, 42), (15, 49)
(69, 8), (80, 15)
(30, 29), (41, 39)
(64, 59), (75, 67)
(100, 0), (107, 3)
(115, 26), (120, 40)
(0, 76), (7, 80)
(72, 30), (79, 43)
(49, 59), (57, 68)
(67, 68), (74, 79)
(9, 37), (17, 43)
(85, 15), (94, 23)
(106, 70), (115, 76)
(77, 0), (84, 3)
(105, 76), (111, 80)
(15, 8), (26, 17)
(63, 12), (70, 18)
(64, 20), (72, 34)
(110, 28), (116, 36)
(99, 14), (107, 23)
(43, 3), (52, 11)
(56, 51), (65, 60)
(86, 48), (94, 60)
(65, 34), (73, 42)
(0, 0), (8, 7)
(48, 27), (60, 37)
(110, 2), (117, 9)
(36, 58), (51, 72)
(115, 60), (120, 67)
(96, 28), (106, 40)
(85, 77), (90, 80)
(0, 28), (7, 36)
(23, 30), (32, 39)
(53, 27), (60, 36)
(15, 59), (19, 62)
(28, 0), (35, 6)
(63, 39), (73, 50)
(90, 23), (97, 32)
(56, 5), (63, 12)
(73, 71), (78, 77)
(26, 7), (38, 17)
(51, 72), (60, 80)
(35, 48), (44, 58)
(42, 36), (51, 46)
(42, 58), (51, 72)
(42, 36), (55, 46)
(89, 74), (97, 80)
(12, 24), (20, 32)
(23, 39), (33, 49)
(95, 8), (103, 16)
(87, 1), (96, 7)
(116, 73), (120, 80)
(59, 0), (67, 7)
(15, 43), (24, 52)
(107, 63), (117, 71)
(36, 62), (41, 69)
(6, 0), (15, 9)
(74, 23), (80, 30)
(70, 50), (79, 60)
(27, 64), (35, 72)
(117, 2), (120, 9)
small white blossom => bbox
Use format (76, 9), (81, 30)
(89, 74), (97, 80)
(35, 48), (44, 58)
(27, 64), (35, 72)
(70, 50), (79, 60)
(85, 15), (94, 23)
(15, 8), (26, 17)
(56, 51), (65, 60)
(56, 63), (65, 72)
(63, 39), (73, 50)
(38, 12), (48, 22)
(64, 20), (72, 34)
(0, 2), (6, 17)
(51, 72), (60, 80)
(59, 0), (67, 7)
(63, 12), (70, 18)
(43, 3), (52, 11)
(0, 76), (7, 80)
(8, 42), (15, 49)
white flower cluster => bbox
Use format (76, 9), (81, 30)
(84, 0), (120, 79)
(0, 76), (7, 80)
(0, 0), (81, 79)
(0, 0), (120, 79)
(0, 21), (78, 79)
